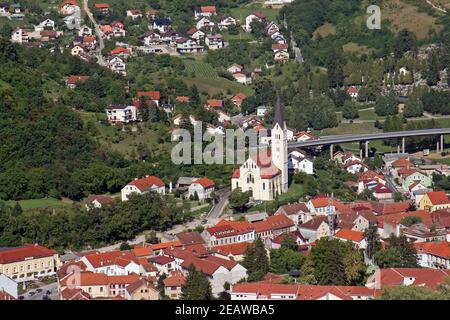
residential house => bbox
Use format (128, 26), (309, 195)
(205, 34), (224, 50)
(419, 191), (450, 212)
(272, 43), (289, 62)
(342, 160), (369, 174)
(140, 31), (162, 46)
(60, 0), (79, 15)
(135, 91), (161, 108)
(227, 63), (243, 74)
(0, 3), (9, 17)
(35, 19), (55, 32)
(126, 9), (143, 20)
(256, 106), (269, 117)
(107, 56), (127, 76)
(211, 242), (252, 262)
(125, 278), (159, 300)
(295, 131), (318, 142)
(187, 178), (215, 201)
(71, 44), (86, 57)
(219, 16), (237, 30)
(232, 70), (252, 85)
(105, 105), (137, 124)
(152, 17), (172, 33)
(266, 21), (280, 36)
(335, 229), (366, 249)
(231, 282), (376, 300)
(347, 87), (359, 99)
(196, 17), (215, 31)
(65, 75), (90, 89)
(298, 216), (330, 242)
(150, 256), (175, 275)
(11, 28), (29, 44)
(401, 171), (432, 192)
(110, 47), (132, 59)
(415, 241), (449, 269)
(0, 274), (17, 300)
(231, 92), (247, 107)
(275, 202), (309, 226)
(176, 37), (204, 53)
(85, 195), (115, 210)
(78, 25), (93, 36)
(163, 273), (186, 299)
(244, 12), (267, 32)
(186, 27), (205, 42)
(288, 148), (314, 175)
(94, 3), (109, 14)
(121, 176), (165, 201)
(194, 6), (217, 20)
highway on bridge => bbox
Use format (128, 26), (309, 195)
(289, 128), (450, 148)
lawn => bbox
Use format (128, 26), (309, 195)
(249, 183), (304, 213)
(358, 109), (384, 121)
(230, 3), (281, 21)
(5, 198), (73, 210)
(316, 122), (381, 136)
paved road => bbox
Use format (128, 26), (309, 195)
(290, 128), (450, 148)
(23, 282), (59, 301)
(207, 189), (231, 224)
(82, 0), (106, 65)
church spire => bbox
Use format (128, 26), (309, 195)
(273, 95), (284, 128)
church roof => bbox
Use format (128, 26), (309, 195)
(273, 95), (284, 128)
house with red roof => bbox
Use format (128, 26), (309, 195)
(85, 194), (115, 210)
(211, 242), (253, 261)
(274, 202), (310, 226)
(272, 43), (289, 62)
(60, 0), (79, 15)
(0, 244), (60, 283)
(126, 9), (143, 20)
(231, 92), (247, 107)
(163, 272), (186, 299)
(206, 99), (223, 109)
(187, 177), (215, 201)
(121, 175), (165, 201)
(186, 27), (205, 41)
(231, 282), (376, 300)
(109, 46), (132, 59)
(194, 5), (217, 20)
(415, 241), (450, 269)
(65, 75), (90, 88)
(202, 220), (256, 247)
(298, 216), (330, 242)
(244, 12), (267, 32)
(335, 229), (366, 249)
(419, 190), (450, 212)
(134, 90), (161, 108)
(366, 268), (450, 291)
(94, 3), (109, 14)
(346, 86), (359, 98)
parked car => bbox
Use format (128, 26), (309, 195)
(46, 290), (52, 295)
(18, 296), (24, 300)
(28, 291), (35, 296)
(42, 295), (51, 300)
(36, 288), (42, 293)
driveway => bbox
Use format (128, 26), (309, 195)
(23, 282), (59, 301)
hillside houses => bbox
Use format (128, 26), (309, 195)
(121, 176), (165, 201)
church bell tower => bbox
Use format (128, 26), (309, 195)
(271, 96), (288, 192)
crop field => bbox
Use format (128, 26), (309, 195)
(183, 59), (218, 79)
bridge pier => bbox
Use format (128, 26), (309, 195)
(441, 135), (444, 153)
(360, 148), (363, 160)
(365, 141), (369, 158)
(402, 137), (405, 154)
(330, 144), (334, 159)
(437, 141), (440, 154)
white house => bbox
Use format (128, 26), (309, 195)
(105, 105), (137, 124)
(107, 56), (127, 76)
(347, 87), (359, 99)
(256, 106), (269, 117)
(78, 25), (93, 37)
(126, 9), (143, 20)
(121, 176), (165, 201)
(205, 34), (224, 50)
(0, 3), (10, 17)
(415, 241), (449, 269)
(194, 6), (217, 20)
(11, 28), (29, 44)
(288, 149), (314, 175)
(176, 38), (204, 53)
(186, 27), (205, 41)
(187, 178), (215, 201)
(342, 160), (369, 174)
(232, 71), (252, 85)
(227, 64), (243, 74)
(0, 274), (18, 300)
(196, 17), (215, 30)
(334, 229), (367, 250)
(152, 17), (172, 33)
(35, 19), (55, 32)
(219, 16), (237, 30)
(244, 12), (266, 32)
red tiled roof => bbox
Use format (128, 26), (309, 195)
(347, 86), (359, 94)
(176, 232), (205, 246)
(108, 273), (140, 285)
(127, 176), (165, 192)
(163, 274), (186, 287)
(392, 157), (413, 168)
(232, 169), (240, 179)
(369, 268), (450, 290)
(376, 210), (430, 228)
(200, 6), (216, 13)
(207, 99), (223, 108)
(150, 255), (174, 265)
(132, 246), (153, 257)
(150, 241), (182, 251)
(372, 184), (392, 194)
(278, 203), (309, 215)
(83, 250), (135, 269)
(87, 194), (115, 205)
(414, 241), (450, 259)
(110, 47), (130, 55)
(192, 177), (215, 188)
(67, 75), (90, 85)
(0, 244), (56, 264)
(426, 191), (450, 205)
(95, 3), (109, 9)
(212, 242), (253, 256)
(371, 201), (410, 215)
(335, 229), (364, 242)
(176, 96), (190, 103)
(137, 91), (161, 100)
(207, 220), (254, 239)
(272, 43), (288, 50)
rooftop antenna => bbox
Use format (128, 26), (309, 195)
(327, 193), (335, 237)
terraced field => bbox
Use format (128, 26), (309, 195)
(183, 59), (218, 79)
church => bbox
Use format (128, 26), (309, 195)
(231, 97), (289, 201)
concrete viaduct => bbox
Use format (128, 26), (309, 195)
(288, 128), (450, 158)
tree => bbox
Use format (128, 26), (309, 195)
(400, 215), (422, 227)
(342, 100), (359, 120)
(181, 265), (212, 300)
(380, 285), (450, 300)
(425, 51), (440, 86)
(394, 29), (417, 59)
(119, 242), (132, 251)
(375, 93), (398, 116)
(310, 238), (365, 285)
(325, 45), (345, 88)
(243, 238), (269, 281)
(374, 235), (418, 268)
(228, 189), (251, 213)
(364, 225), (381, 263)
(281, 233), (298, 251)
(404, 99), (424, 118)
